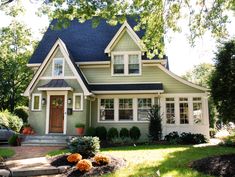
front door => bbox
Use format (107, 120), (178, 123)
(49, 95), (64, 133)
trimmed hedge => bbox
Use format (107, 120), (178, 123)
(86, 127), (96, 137)
(107, 127), (118, 140)
(130, 126), (141, 141)
(0, 110), (23, 132)
(95, 126), (107, 140)
(119, 128), (129, 139)
(14, 106), (28, 123)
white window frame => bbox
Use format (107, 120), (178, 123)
(111, 51), (142, 76)
(193, 97), (203, 124)
(52, 58), (64, 77)
(137, 98), (152, 121)
(99, 98), (115, 121)
(73, 93), (83, 111)
(31, 93), (42, 111)
(165, 98), (176, 124)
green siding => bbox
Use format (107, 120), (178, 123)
(42, 49), (74, 77)
(112, 31), (140, 51)
(29, 79), (87, 135)
(81, 66), (204, 93)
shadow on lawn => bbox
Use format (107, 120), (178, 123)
(121, 145), (235, 177)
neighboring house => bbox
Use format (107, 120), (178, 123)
(24, 18), (209, 139)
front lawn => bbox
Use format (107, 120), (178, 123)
(0, 148), (15, 158)
(47, 145), (235, 177)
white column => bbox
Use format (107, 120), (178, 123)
(175, 97), (180, 125)
(133, 98), (138, 121)
(114, 98), (119, 122)
(188, 97), (193, 125)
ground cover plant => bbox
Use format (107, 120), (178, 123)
(47, 144), (235, 177)
(0, 148), (15, 158)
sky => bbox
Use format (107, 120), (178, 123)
(0, 1), (235, 76)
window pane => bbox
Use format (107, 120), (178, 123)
(113, 55), (124, 74)
(33, 96), (39, 110)
(100, 99), (114, 121)
(166, 103), (175, 124)
(75, 95), (81, 110)
(180, 103), (189, 124)
(138, 98), (151, 121)
(119, 99), (133, 120)
(179, 97), (188, 101)
(54, 59), (63, 76)
(193, 97), (201, 101)
(166, 98), (174, 102)
(128, 55), (139, 74)
(193, 103), (202, 124)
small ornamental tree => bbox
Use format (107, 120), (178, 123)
(148, 105), (162, 141)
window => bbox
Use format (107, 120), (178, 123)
(193, 97), (202, 124)
(119, 99), (133, 120)
(53, 58), (64, 76)
(112, 53), (140, 75)
(32, 94), (41, 111)
(138, 98), (152, 121)
(73, 93), (83, 111)
(100, 99), (114, 121)
(128, 55), (139, 74)
(179, 97), (189, 124)
(165, 98), (175, 124)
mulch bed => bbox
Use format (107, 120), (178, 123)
(49, 154), (126, 177)
(189, 154), (235, 177)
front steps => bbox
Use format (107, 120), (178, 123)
(21, 135), (72, 146)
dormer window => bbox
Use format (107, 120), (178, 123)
(112, 52), (141, 76)
(53, 58), (64, 77)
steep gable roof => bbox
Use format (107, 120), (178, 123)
(29, 17), (146, 64)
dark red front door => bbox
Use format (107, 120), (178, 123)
(49, 95), (64, 133)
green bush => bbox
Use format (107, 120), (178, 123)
(95, 126), (107, 140)
(130, 126), (141, 141)
(0, 110), (23, 132)
(67, 136), (100, 158)
(86, 127), (96, 137)
(14, 106), (28, 123)
(164, 132), (180, 144)
(180, 132), (207, 144)
(120, 128), (129, 139)
(148, 105), (162, 141)
(220, 130), (235, 147)
(107, 127), (118, 140)
(8, 134), (19, 146)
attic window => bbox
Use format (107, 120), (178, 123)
(53, 58), (64, 77)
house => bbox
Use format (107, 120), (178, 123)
(24, 18), (209, 139)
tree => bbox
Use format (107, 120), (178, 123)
(210, 39), (235, 123)
(2, 0), (235, 58)
(148, 105), (162, 141)
(182, 63), (217, 127)
(0, 3), (34, 112)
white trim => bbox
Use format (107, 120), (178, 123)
(52, 58), (64, 77)
(45, 91), (68, 135)
(31, 93), (42, 111)
(111, 51), (142, 76)
(92, 90), (164, 94)
(27, 63), (41, 67)
(142, 59), (167, 64)
(38, 87), (73, 91)
(104, 21), (145, 54)
(77, 61), (110, 65)
(157, 64), (209, 91)
(40, 76), (77, 80)
(89, 82), (162, 85)
(79, 65), (110, 68)
(73, 93), (84, 111)
(24, 38), (91, 96)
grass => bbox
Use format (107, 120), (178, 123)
(0, 148), (15, 158)
(46, 144), (235, 177)
(46, 148), (70, 157)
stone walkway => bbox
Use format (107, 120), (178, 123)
(8, 146), (65, 160)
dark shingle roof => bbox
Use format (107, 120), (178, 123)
(89, 83), (163, 91)
(29, 17), (146, 64)
(39, 79), (70, 88)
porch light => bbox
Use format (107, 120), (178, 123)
(68, 98), (72, 104)
(42, 98), (46, 105)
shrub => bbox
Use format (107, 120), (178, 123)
(209, 128), (217, 138)
(180, 132), (207, 144)
(219, 130), (235, 147)
(0, 110), (23, 132)
(107, 127), (118, 141)
(148, 105), (162, 141)
(94, 154), (111, 165)
(67, 136), (100, 158)
(119, 128), (129, 139)
(14, 106), (28, 123)
(75, 123), (85, 128)
(8, 134), (19, 146)
(95, 126), (107, 140)
(165, 132), (180, 144)
(130, 126), (141, 141)
(67, 153), (82, 163)
(76, 159), (93, 172)
(86, 127), (96, 137)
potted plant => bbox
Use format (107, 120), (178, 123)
(75, 123), (85, 135)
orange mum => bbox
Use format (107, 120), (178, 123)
(94, 154), (111, 165)
(76, 159), (93, 172)
(67, 153), (82, 163)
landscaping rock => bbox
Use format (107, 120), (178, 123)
(189, 154), (235, 177)
(0, 169), (10, 177)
